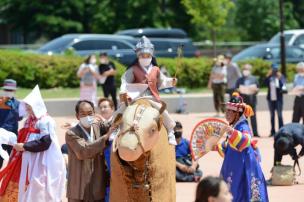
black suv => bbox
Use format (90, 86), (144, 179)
(37, 34), (137, 65)
(115, 28), (201, 58)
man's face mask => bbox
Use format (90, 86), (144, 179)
(1, 90), (15, 98)
(80, 116), (94, 128)
(242, 70), (251, 77)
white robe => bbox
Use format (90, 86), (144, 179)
(18, 85), (66, 202)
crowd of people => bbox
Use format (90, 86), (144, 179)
(0, 35), (303, 202)
(209, 55), (304, 137)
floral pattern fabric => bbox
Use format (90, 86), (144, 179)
(220, 117), (269, 202)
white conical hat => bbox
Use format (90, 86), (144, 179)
(23, 85), (47, 119)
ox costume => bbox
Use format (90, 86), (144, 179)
(118, 36), (177, 145)
(216, 94), (269, 202)
(0, 85), (66, 202)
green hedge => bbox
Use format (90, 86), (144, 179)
(0, 50), (126, 88)
(0, 50), (298, 89)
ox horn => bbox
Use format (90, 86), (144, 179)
(159, 100), (167, 114)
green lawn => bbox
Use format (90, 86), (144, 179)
(14, 87), (268, 99)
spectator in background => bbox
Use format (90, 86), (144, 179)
(235, 64), (260, 137)
(225, 53), (241, 97)
(77, 54), (100, 106)
(99, 53), (118, 110)
(291, 62), (304, 123)
(264, 64), (287, 137)
(195, 176), (232, 202)
(0, 79), (23, 168)
(97, 98), (116, 202)
(175, 121), (202, 182)
(160, 65), (175, 94)
(208, 55), (227, 117)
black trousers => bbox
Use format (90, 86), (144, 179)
(102, 85), (117, 110)
(0, 144), (12, 168)
(212, 83), (226, 113)
(267, 100), (284, 135)
(292, 96), (304, 123)
(242, 94), (259, 136)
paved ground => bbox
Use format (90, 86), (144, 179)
(54, 110), (304, 202)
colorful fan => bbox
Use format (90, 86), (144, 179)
(190, 118), (228, 160)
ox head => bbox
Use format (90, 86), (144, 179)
(113, 101), (166, 162)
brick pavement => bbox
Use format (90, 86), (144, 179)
(54, 110), (304, 202)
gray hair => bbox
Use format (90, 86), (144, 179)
(296, 62), (304, 69)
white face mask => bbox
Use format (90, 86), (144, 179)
(90, 59), (97, 64)
(139, 58), (152, 68)
(80, 116), (94, 128)
(1, 91), (15, 98)
(242, 70), (251, 77)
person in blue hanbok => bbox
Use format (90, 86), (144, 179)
(216, 92), (269, 202)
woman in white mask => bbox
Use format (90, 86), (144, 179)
(77, 54), (100, 106)
(235, 64), (260, 137)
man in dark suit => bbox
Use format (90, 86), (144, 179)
(274, 123), (304, 166)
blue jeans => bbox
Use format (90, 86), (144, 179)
(267, 100), (284, 135)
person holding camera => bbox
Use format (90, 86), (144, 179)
(208, 55), (227, 117)
(77, 55), (100, 106)
(264, 64), (287, 137)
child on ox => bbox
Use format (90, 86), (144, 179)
(117, 36), (177, 145)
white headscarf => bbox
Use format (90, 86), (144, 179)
(23, 85), (47, 119)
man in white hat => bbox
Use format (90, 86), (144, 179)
(119, 36), (178, 144)
(0, 79), (23, 168)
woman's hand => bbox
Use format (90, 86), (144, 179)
(14, 143), (24, 152)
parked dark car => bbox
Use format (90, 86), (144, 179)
(115, 28), (188, 38)
(116, 28), (201, 58)
(37, 34), (137, 65)
(232, 44), (304, 64)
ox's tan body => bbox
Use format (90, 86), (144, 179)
(110, 99), (176, 202)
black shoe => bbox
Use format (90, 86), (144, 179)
(253, 134), (260, 137)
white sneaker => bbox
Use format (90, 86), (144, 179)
(168, 131), (177, 145)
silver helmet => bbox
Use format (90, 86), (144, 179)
(135, 36), (154, 56)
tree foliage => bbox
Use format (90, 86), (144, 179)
(0, 0), (303, 43)
(235, 0), (299, 41)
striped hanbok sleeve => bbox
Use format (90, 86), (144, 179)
(216, 141), (228, 158)
(228, 129), (251, 152)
